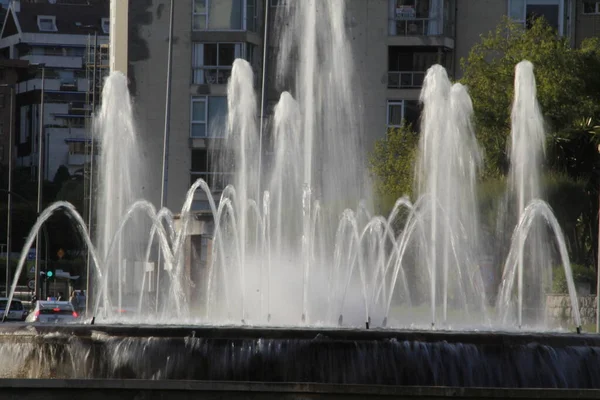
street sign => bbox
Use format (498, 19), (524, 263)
(57, 248), (65, 259)
(27, 280), (35, 290)
(27, 266), (35, 277)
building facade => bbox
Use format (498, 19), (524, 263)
(123, 0), (599, 214)
(0, 0), (109, 180)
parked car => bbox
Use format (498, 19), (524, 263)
(25, 301), (78, 323)
(0, 298), (27, 321)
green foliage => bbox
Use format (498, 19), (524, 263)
(369, 124), (419, 214)
(55, 176), (85, 215)
(552, 263), (596, 294)
(461, 17), (600, 177)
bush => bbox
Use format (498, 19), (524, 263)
(552, 263), (596, 294)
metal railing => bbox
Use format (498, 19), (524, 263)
(193, 67), (232, 85)
(389, 17), (453, 37)
(388, 71), (426, 89)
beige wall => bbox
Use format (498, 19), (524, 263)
(347, 0), (391, 149)
(454, 0), (506, 78)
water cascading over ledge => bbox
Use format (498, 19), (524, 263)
(0, 325), (599, 388)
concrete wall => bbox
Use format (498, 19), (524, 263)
(127, 0), (176, 210)
(346, 0), (390, 150)
(546, 294), (597, 327)
(454, 0), (506, 78)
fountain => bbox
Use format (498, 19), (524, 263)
(0, 0), (596, 390)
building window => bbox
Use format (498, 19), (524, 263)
(193, 0), (255, 31)
(583, 1), (600, 14)
(193, 0), (208, 30)
(387, 100), (421, 128)
(270, 0), (287, 6)
(247, 0), (257, 32)
(101, 18), (110, 34)
(193, 43), (243, 84)
(0, 122), (4, 137)
(0, 94), (5, 108)
(37, 15), (57, 32)
(389, 0), (451, 36)
(191, 96), (228, 138)
(387, 101), (405, 127)
(190, 149), (231, 191)
(508, 0), (563, 34)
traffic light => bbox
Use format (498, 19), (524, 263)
(46, 269), (54, 281)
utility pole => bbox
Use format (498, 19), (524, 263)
(34, 64), (45, 300)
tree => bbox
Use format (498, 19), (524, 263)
(460, 17), (600, 178)
(369, 124), (419, 213)
(53, 165), (70, 187)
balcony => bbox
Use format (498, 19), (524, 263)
(388, 0), (455, 48)
(388, 71), (425, 89)
(20, 55), (83, 69)
(193, 67), (232, 85)
(390, 17), (453, 37)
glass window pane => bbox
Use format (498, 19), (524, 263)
(192, 123), (207, 137)
(209, 0), (242, 30)
(388, 102), (404, 126)
(193, 15), (206, 30)
(194, 0), (207, 13)
(509, 0), (525, 21)
(191, 149), (208, 171)
(204, 44), (218, 66)
(218, 43), (236, 67)
(192, 99), (206, 122)
(208, 96), (228, 136)
(231, 0), (243, 29)
(247, 0), (256, 31)
(526, 4), (559, 31)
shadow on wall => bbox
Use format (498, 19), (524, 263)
(127, 0), (154, 97)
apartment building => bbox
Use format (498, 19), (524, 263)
(120, 0), (600, 215)
(0, 0), (109, 180)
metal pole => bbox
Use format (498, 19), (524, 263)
(5, 86), (13, 297)
(86, 31), (98, 316)
(34, 65), (45, 299)
(156, 0), (174, 313)
(257, 0), (270, 200)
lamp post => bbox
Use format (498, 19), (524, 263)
(33, 63), (45, 300)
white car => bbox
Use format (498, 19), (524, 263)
(0, 298), (27, 321)
(25, 301), (78, 323)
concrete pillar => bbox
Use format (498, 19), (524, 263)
(110, 0), (128, 75)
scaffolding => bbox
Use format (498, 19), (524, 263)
(83, 33), (108, 304)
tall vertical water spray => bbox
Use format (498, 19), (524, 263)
(509, 61), (548, 328)
(95, 72), (144, 314)
(416, 66), (486, 328)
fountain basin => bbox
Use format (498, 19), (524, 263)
(1, 324), (599, 388)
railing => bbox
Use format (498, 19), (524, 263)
(388, 71), (426, 89)
(193, 67), (232, 85)
(389, 17), (453, 37)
